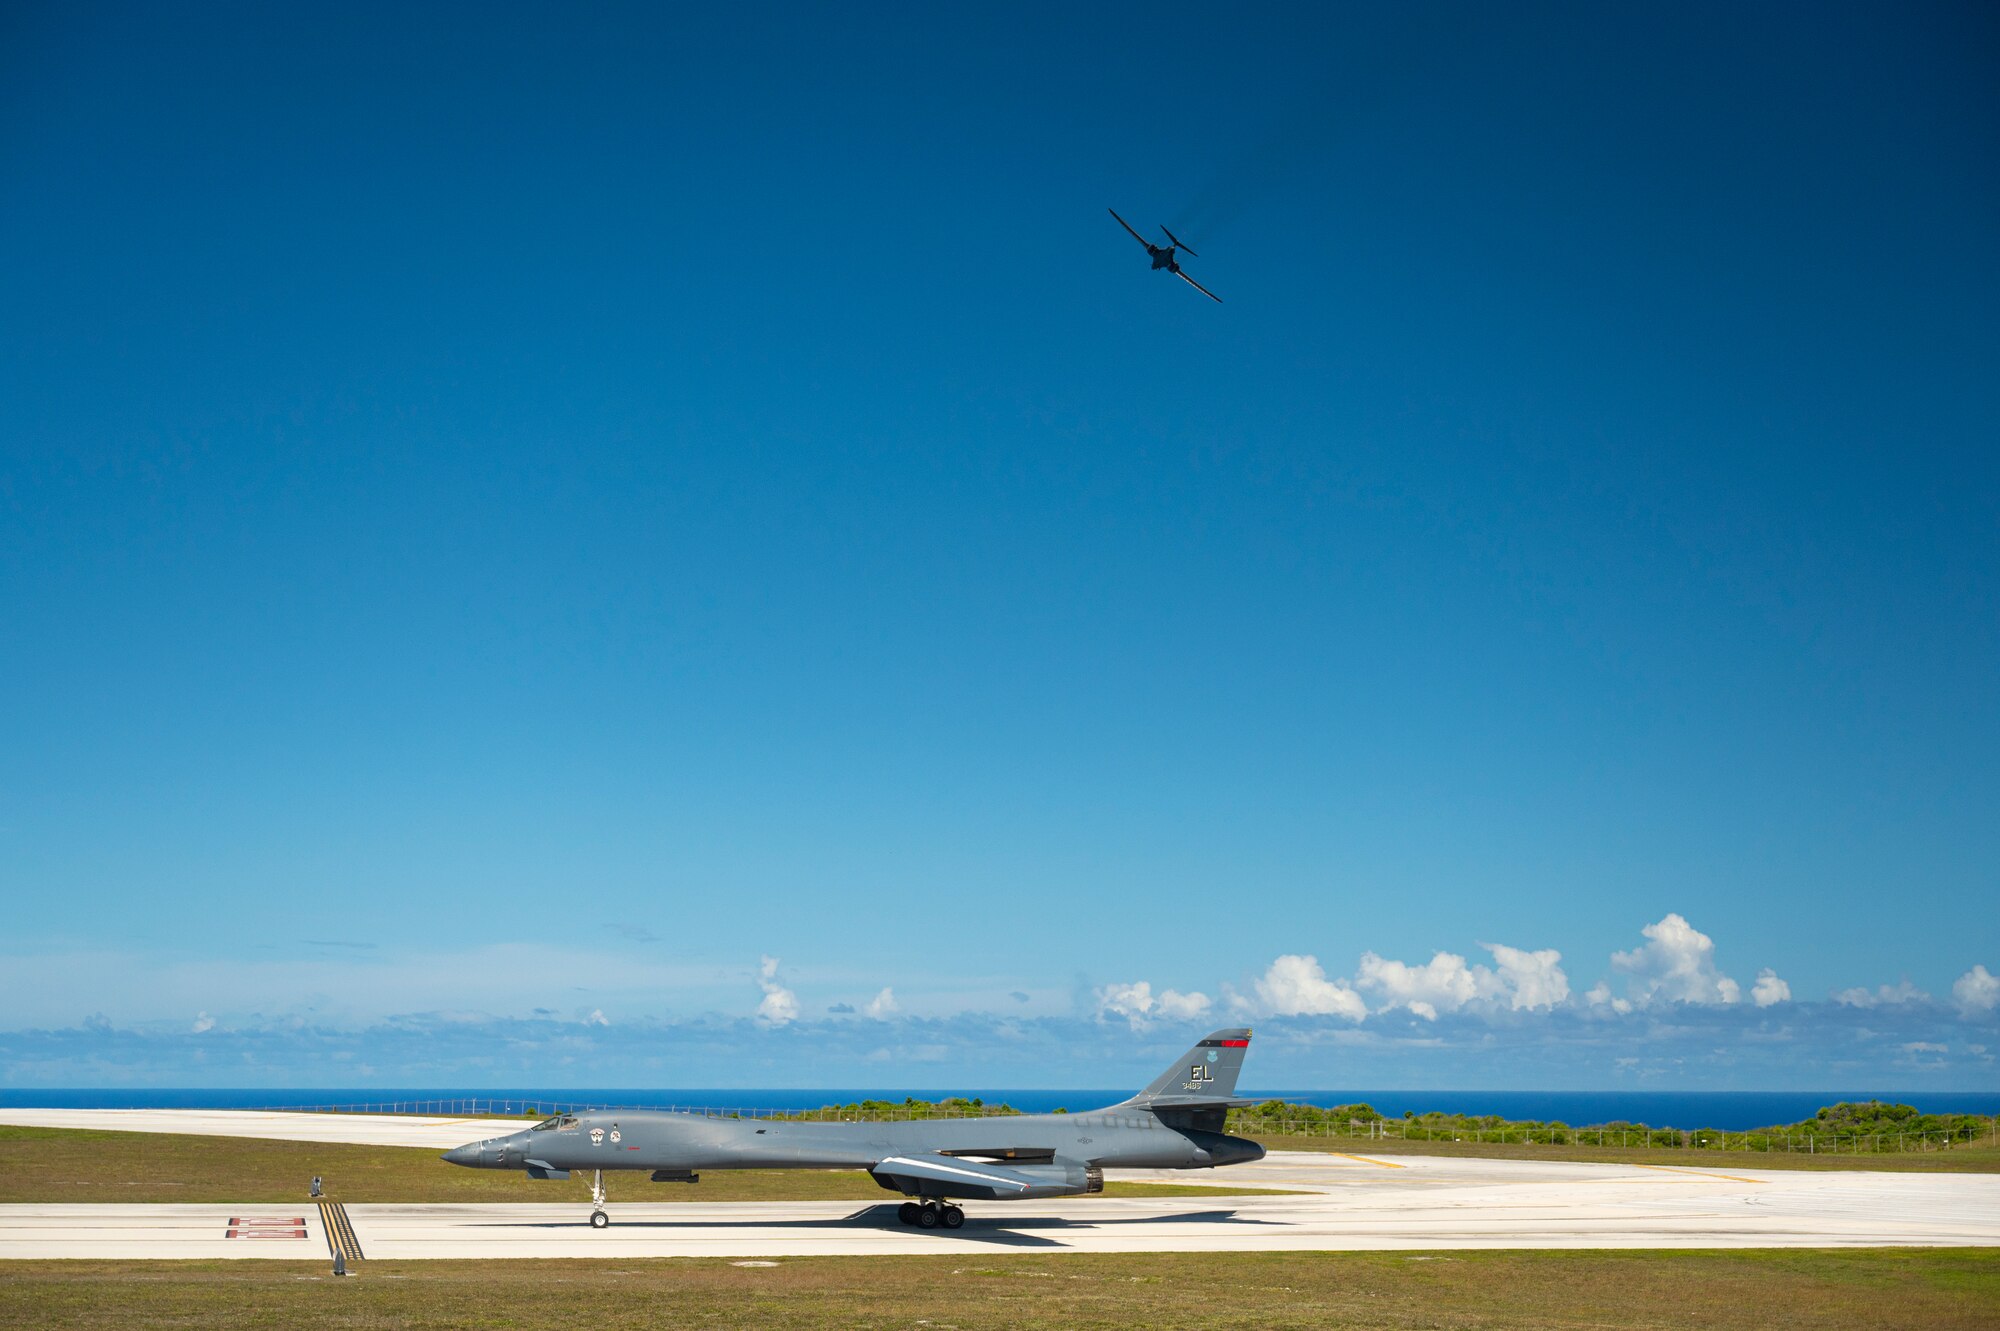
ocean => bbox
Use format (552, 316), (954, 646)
(4, 1087), (1998, 1130)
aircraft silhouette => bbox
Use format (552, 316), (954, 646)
(1108, 208), (1221, 303)
(445, 1028), (1262, 1230)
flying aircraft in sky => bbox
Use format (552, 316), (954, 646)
(444, 1028), (1264, 1230)
(1108, 208), (1222, 302)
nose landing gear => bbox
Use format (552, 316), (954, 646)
(588, 1169), (609, 1229)
(895, 1200), (963, 1229)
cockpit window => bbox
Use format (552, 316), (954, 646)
(531, 1114), (581, 1132)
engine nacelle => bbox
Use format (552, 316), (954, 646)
(870, 1159), (1105, 1201)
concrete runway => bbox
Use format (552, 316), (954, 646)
(4, 1110), (1997, 1257)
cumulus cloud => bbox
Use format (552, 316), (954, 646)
(1751, 969), (1791, 1008)
(1153, 988), (1213, 1021)
(1833, 980), (1929, 1008)
(1355, 951), (1487, 1020)
(7, 994), (1995, 1088)
(1485, 944), (1569, 1010)
(1095, 980), (1212, 1028)
(1349, 944), (1567, 1020)
(1583, 980), (1632, 1015)
(1096, 982), (1152, 1023)
(1253, 955), (1366, 1021)
(584, 1008), (609, 1027)
(1954, 965), (1999, 1018)
(755, 955), (799, 1025)
(1609, 913), (1742, 1006)
(864, 987), (900, 1020)
(191, 1012), (215, 1034)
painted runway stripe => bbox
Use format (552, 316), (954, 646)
(1635, 1164), (1765, 1185)
(318, 1200), (365, 1263)
(1328, 1153), (1406, 1169)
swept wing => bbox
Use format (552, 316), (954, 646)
(1107, 208), (1152, 250)
(1175, 269), (1223, 303)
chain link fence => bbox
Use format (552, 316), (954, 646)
(1223, 1114), (2000, 1155)
(250, 1097), (1026, 1122)
(244, 1098), (1999, 1155)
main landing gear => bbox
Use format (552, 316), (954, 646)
(896, 1200), (964, 1229)
(588, 1169), (610, 1229)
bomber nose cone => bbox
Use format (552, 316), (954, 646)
(441, 1142), (480, 1167)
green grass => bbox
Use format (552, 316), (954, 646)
(0, 1127), (1289, 1204)
(1, 1251), (1995, 1330)
(1256, 1129), (2000, 1172)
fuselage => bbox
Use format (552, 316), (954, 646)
(447, 1105), (1260, 1179)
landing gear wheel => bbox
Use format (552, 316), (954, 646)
(916, 1202), (941, 1229)
(941, 1205), (965, 1229)
(590, 1210), (609, 1229)
(897, 1202), (921, 1226)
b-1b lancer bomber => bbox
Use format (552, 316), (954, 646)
(444, 1028), (1264, 1230)
(1108, 208), (1222, 303)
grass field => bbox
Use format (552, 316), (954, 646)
(0, 1127), (1287, 1204)
(1, 1250), (1995, 1330)
(1247, 1129), (2000, 1172)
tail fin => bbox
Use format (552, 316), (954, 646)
(1123, 1028), (1253, 1107)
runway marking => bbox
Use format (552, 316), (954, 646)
(1635, 1164), (1765, 1185)
(318, 1201), (365, 1263)
(225, 1216), (306, 1240)
(1328, 1153), (1405, 1169)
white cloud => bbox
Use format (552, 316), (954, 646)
(1350, 943), (1568, 1019)
(1953, 965), (1999, 1018)
(1902, 1041), (1948, 1054)
(1609, 913), (1742, 1006)
(1355, 951), (1488, 1020)
(1583, 980), (1632, 1015)
(1253, 955), (1366, 1021)
(1153, 988), (1212, 1021)
(1485, 944), (1569, 1010)
(1095, 981), (1211, 1028)
(6, 991), (1992, 1088)
(1097, 981), (1153, 1023)
(864, 987), (899, 1020)
(1833, 980), (1929, 1008)
(191, 1012), (215, 1034)
(1751, 969), (1791, 1008)
(584, 1008), (609, 1027)
(755, 955), (799, 1025)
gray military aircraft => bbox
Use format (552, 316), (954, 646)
(1108, 208), (1222, 303)
(444, 1027), (1263, 1229)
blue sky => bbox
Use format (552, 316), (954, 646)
(2, 2), (1996, 1090)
